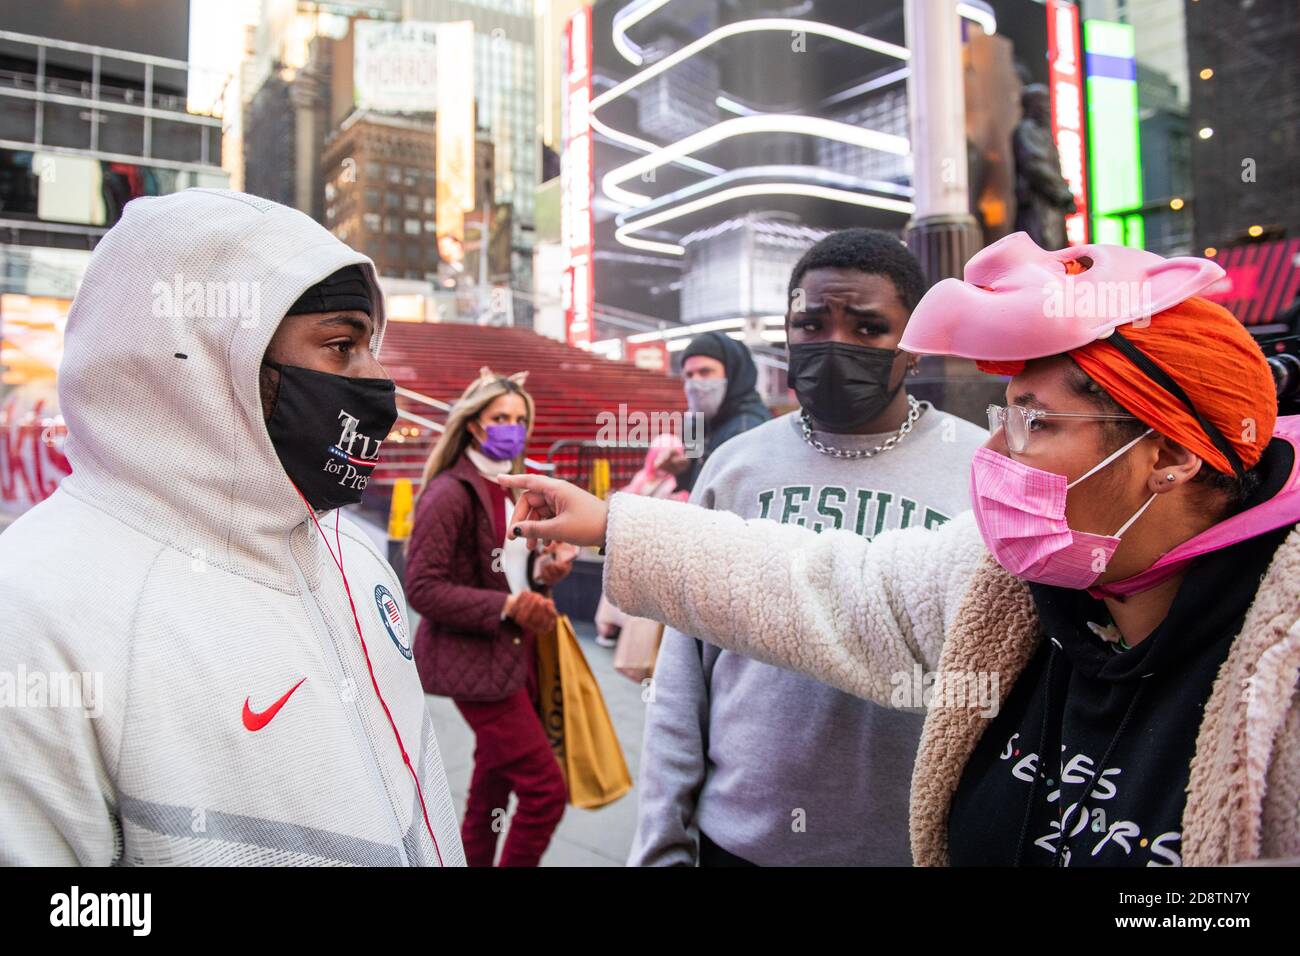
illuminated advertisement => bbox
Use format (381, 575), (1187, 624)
(0, 294), (72, 520)
(1084, 20), (1144, 248)
(1047, 0), (1089, 246)
(561, 6), (594, 350)
(436, 21), (476, 267)
(353, 20), (439, 114)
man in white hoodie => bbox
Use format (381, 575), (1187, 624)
(0, 189), (465, 866)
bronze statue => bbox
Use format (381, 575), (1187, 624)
(1012, 84), (1078, 250)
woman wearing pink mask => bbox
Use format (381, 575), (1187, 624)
(499, 234), (1300, 867)
(593, 434), (690, 647)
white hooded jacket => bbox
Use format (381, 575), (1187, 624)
(0, 189), (465, 866)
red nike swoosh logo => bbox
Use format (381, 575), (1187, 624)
(242, 677), (307, 732)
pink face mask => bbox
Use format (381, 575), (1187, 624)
(970, 429), (1156, 589)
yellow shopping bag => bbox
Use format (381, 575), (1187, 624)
(536, 614), (633, 809)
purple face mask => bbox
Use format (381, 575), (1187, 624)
(478, 422), (527, 461)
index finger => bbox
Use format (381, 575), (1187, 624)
(507, 494), (532, 531)
(496, 473), (548, 492)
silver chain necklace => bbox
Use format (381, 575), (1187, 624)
(798, 394), (927, 459)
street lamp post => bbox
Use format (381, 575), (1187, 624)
(903, 0), (982, 285)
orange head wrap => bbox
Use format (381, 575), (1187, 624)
(977, 296), (1276, 475)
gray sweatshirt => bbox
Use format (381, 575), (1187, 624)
(627, 405), (988, 866)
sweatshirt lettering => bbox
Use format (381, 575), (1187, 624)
(755, 484), (951, 539)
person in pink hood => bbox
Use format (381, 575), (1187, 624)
(594, 433), (689, 647)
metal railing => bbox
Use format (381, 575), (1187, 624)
(546, 439), (651, 494)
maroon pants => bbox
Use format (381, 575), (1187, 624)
(454, 669), (567, 867)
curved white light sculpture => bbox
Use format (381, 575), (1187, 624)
(610, 2), (999, 67)
(602, 113), (911, 207)
(598, 3), (996, 252)
(615, 182), (916, 256)
(611, 0), (672, 66)
(589, 112), (725, 181)
(593, 18), (910, 117)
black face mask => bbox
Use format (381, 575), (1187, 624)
(786, 341), (904, 432)
(263, 360), (398, 511)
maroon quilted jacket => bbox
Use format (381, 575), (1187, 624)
(407, 452), (537, 701)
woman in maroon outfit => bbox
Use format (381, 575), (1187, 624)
(406, 369), (572, 866)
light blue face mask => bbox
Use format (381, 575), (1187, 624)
(685, 377), (727, 417)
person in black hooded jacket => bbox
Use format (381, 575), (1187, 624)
(662, 331), (771, 494)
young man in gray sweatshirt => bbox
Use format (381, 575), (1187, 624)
(628, 229), (988, 866)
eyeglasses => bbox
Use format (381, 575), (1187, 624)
(986, 404), (1140, 454)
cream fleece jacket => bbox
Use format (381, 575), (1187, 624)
(604, 493), (1300, 865)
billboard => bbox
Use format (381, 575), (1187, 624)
(435, 21), (477, 268)
(561, 6), (594, 350)
(1084, 20), (1144, 248)
(1047, 0), (1090, 246)
(1, 294), (72, 522)
(353, 20), (440, 114)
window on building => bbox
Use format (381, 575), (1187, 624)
(363, 213), (381, 232)
(404, 218), (421, 235)
(385, 192), (400, 209)
(384, 216), (398, 234)
(386, 165), (401, 184)
(404, 194), (419, 212)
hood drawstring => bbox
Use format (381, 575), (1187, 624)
(293, 484), (444, 866)
(1012, 640), (1152, 867)
(1051, 673), (1150, 866)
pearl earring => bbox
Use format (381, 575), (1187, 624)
(1165, 473), (1176, 482)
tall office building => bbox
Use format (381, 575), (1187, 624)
(403, 0), (540, 275)
(0, 0), (228, 524)
(1185, 0), (1300, 252)
(0, 1), (227, 259)
(322, 110), (497, 282)
(322, 110), (441, 280)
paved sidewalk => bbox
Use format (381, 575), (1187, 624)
(345, 514), (644, 865)
(424, 618), (647, 866)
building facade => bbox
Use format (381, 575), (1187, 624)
(322, 110), (440, 281)
(1184, 0), (1300, 253)
(0, 0), (228, 526)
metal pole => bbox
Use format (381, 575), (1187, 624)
(902, 0), (981, 284)
(90, 53), (100, 152)
(34, 43), (45, 145)
(143, 63), (153, 158)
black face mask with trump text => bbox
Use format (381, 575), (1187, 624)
(263, 359), (398, 511)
